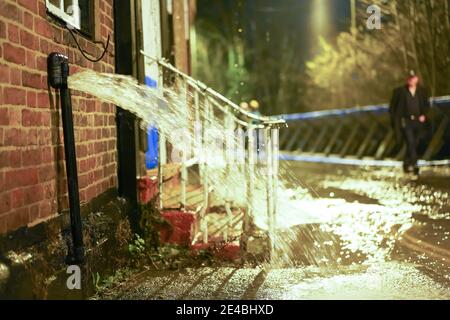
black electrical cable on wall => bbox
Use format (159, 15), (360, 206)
(66, 26), (110, 63)
(46, 12), (110, 63)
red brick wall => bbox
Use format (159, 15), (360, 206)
(0, 0), (117, 234)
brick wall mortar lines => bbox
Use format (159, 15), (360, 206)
(0, 0), (118, 234)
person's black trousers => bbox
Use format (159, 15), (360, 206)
(402, 119), (422, 171)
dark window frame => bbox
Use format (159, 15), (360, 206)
(78, 0), (95, 39)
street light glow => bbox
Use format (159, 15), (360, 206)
(311, 0), (331, 39)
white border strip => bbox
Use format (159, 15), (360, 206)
(280, 152), (450, 167)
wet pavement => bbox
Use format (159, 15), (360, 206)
(100, 162), (450, 300)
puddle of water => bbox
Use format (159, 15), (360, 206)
(276, 262), (450, 300)
(112, 263), (449, 300)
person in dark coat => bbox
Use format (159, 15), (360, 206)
(389, 71), (430, 175)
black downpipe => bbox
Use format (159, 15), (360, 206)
(47, 52), (85, 265)
(114, 1), (140, 232)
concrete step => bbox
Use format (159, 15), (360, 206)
(158, 209), (242, 261)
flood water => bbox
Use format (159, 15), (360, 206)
(99, 162), (450, 300)
(102, 262), (449, 300)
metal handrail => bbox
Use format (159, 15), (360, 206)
(208, 98), (265, 129)
(141, 51), (282, 256)
(140, 50), (285, 126)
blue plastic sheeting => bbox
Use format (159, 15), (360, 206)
(145, 76), (158, 89)
(145, 76), (159, 169)
(146, 127), (159, 169)
(278, 96), (450, 122)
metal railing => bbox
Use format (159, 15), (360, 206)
(141, 51), (285, 249)
(278, 96), (450, 163)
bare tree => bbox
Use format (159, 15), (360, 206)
(304, 0), (450, 110)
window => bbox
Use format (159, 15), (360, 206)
(46, 0), (81, 30)
(46, 0), (94, 37)
(78, 0), (94, 37)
